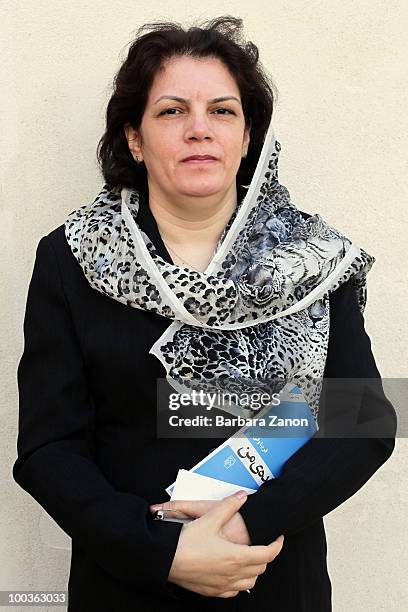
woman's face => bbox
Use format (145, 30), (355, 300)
(124, 55), (250, 200)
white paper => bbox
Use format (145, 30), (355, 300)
(171, 469), (257, 500)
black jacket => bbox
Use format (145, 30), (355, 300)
(13, 199), (397, 611)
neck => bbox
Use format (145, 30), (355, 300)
(147, 181), (237, 248)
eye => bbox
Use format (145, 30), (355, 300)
(213, 108), (235, 115)
(158, 107), (236, 116)
(159, 108), (182, 115)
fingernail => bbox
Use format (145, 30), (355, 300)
(150, 505), (161, 511)
(235, 490), (247, 499)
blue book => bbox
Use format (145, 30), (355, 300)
(166, 382), (317, 499)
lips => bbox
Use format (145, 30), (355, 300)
(182, 155), (217, 162)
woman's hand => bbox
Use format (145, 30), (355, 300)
(150, 497), (251, 545)
(151, 492), (284, 598)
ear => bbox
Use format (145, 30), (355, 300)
(124, 122), (141, 156)
(243, 122), (251, 154)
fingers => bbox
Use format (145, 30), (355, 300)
(184, 578), (256, 598)
(267, 534), (285, 555)
(174, 559), (266, 598)
(236, 534), (285, 565)
(150, 499), (192, 520)
(153, 498), (215, 519)
(238, 562), (268, 579)
(200, 492), (248, 529)
(151, 492), (248, 526)
(166, 498), (283, 601)
(227, 576), (258, 592)
(174, 578), (242, 599)
(156, 506), (192, 520)
(217, 590), (240, 598)
(210, 570), (261, 597)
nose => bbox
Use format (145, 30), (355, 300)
(184, 111), (214, 141)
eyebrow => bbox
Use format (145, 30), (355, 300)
(153, 95), (241, 105)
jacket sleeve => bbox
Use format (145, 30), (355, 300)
(13, 235), (183, 588)
(239, 280), (397, 545)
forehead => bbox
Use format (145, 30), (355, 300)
(147, 55), (240, 101)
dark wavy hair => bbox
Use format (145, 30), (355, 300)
(96, 15), (278, 203)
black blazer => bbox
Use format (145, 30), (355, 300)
(13, 200), (397, 612)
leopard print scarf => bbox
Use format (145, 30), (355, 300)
(64, 121), (375, 420)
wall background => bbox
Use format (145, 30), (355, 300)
(1, 1), (407, 610)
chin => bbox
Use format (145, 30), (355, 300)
(176, 179), (225, 197)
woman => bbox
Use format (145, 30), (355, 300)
(13, 15), (396, 612)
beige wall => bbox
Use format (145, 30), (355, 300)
(1, 1), (407, 610)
